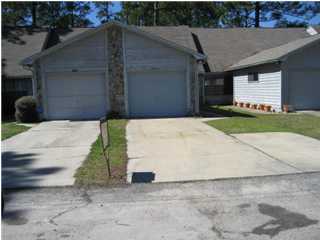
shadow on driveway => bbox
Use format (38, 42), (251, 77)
(2, 151), (64, 223)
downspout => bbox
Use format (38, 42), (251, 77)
(194, 59), (204, 114)
(22, 64), (36, 97)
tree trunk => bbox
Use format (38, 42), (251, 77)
(245, 8), (249, 27)
(255, 2), (260, 27)
(32, 2), (37, 27)
(153, 2), (159, 26)
(105, 2), (109, 22)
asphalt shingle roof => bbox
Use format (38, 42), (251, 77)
(229, 34), (320, 70)
(191, 28), (310, 72)
(2, 27), (48, 77)
(2, 27), (90, 78)
(3, 24), (315, 78)
(139, 26), (197, 51)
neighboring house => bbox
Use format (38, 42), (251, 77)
(229, 34), (320, 111)
(2, 26), (47, 116)
(20, 21), (319, 120)
(1, 26), (88, 116)
(192, 27), (311, 105)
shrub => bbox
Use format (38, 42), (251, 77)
(15, 96), (39, 123)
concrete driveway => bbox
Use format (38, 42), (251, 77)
(233, 132), (320, 172)
(2, 121), (99, 188)
(126, 118), (308, 183)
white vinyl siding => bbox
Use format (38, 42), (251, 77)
(233, 65), (282, 111)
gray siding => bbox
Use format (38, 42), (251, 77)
(282, 43), (320, 109)
(124, 31), (188, 72)
(233, 64), (282, 111)
(124, 30), (196, 113)
(42, 30), (106, 71)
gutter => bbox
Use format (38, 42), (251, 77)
(227, 59), (281, 71)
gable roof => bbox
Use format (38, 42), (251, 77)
(191, 27), (310, 72)
(229, 34), (320, 70)
(22, 21), (205, 66)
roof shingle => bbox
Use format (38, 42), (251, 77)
(229, 34), (320, 70)
(191, 28), (310, 72)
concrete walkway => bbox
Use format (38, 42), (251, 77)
(126, 118), (301, 183)
(2, 121), (99, 188)
(232, 132), (320, 172)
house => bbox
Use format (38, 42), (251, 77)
(1, 26), (88, 116)
(192, 27), (311, 105)
(229, 34), (320, 111)
(22, 21), (205, 119)
(2, 26), (47, 116)
(20, 21), (319, 120)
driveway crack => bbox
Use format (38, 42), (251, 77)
(230, 135), (303, 172)
(48, 190), (92, 226)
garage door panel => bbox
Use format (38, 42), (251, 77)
(128, 71), (187, 117)
(289, 71), (320, 110)
(48, 96), (106, 109)
(47, 73), (106, 97)
(46, 72), (107, 120)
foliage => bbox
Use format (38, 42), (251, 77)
(94, 2), (114, 23)
(1, 2), (319, 29)
(117, 1), (320, 28)
(2, 2), (92, 28)
(15, 96), (39, 123)
(118, 2), (223, 27)
(74, 119), (128, 186)
(206, 106), (320, 140)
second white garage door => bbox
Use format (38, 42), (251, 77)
(46, 72), (107, 120)
(289, 71), (320, 110)
(128, 71), (188, 117)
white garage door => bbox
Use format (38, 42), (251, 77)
(289, 71), (320, 110)
(46, 72), (107, 120)
(128, 71), (187, 117)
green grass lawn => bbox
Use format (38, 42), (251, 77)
(206, 106), (320, 140)
(2, 121), (31, 140)
(75, 119), (128, 186)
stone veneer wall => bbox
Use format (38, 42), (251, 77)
(107, 26), (126, 116)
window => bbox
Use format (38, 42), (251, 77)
(248, 72), (259, 82)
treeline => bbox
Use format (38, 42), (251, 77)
(2, 1), (320, 28)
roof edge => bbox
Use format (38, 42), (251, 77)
(228, 34), (320, 71)
(227, 59), (280, 71)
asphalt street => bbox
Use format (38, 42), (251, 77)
(2, 172), (320, 240)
